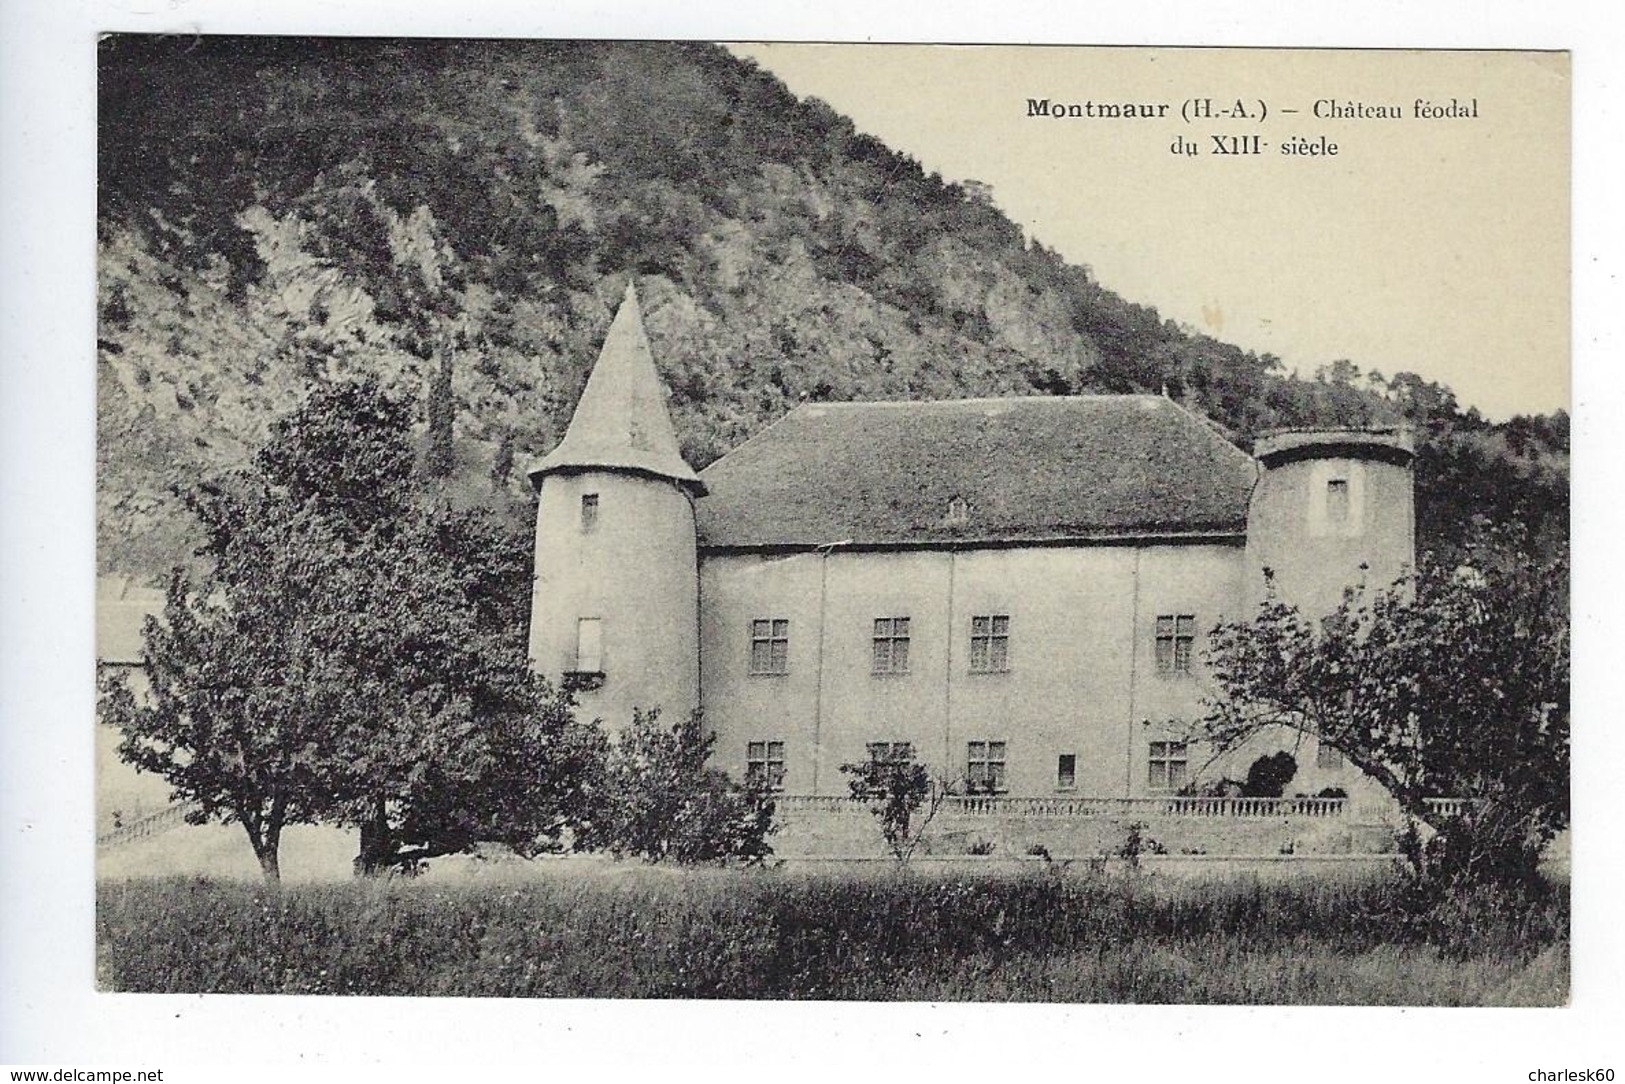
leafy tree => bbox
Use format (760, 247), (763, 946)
(100, 379), (600, 881)
(840, 752), (958, 866)
(575, 709), (776, 865)
(1197, 527), (1569, 888)
(352, 675), (608, 875)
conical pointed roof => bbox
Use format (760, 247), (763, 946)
(529, 285), (705, 493)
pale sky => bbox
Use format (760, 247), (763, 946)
(733, 45), (1571, 420)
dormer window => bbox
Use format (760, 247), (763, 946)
(580, 493), (599, 531)
(945, 496), (971, 526)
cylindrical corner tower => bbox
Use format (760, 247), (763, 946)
(1244, 428), (1416, 618)
(527, 285), (705, 729)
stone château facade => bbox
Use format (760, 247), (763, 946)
(530, 286), (1416, 800)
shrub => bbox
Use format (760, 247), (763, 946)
(1396, 795), (1555, 903)
(840, 752), (954, 865)
(1182, 777), (1245, 798)
(1114, 821), (1166, 866)
(578, 709), (776, 865)
(1243, 752), (1299, 798)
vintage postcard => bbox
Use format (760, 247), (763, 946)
(3, 15), (1600, 1079)
(90, 32), (1570, 991)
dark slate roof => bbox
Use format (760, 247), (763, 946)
(1254, 427), (1415, 466)
(528, 284), (705, 493)
(695, 396), (1259, 550)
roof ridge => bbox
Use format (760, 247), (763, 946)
(1156, 394), (1258, 466)
(699, 394), (1185, 477)
(697, 403), (814, 475)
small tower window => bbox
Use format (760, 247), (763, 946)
(580, 493), (599, 531)
(1326, 478), (1350, 524)
(574, 617), (603, 674)
(1309, 462), (1365, 538)
(1057, 754), (1077, 791)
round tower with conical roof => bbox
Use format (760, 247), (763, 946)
(527, 285), (705, 729)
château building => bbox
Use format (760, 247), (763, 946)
(527, 286), (1416, 800)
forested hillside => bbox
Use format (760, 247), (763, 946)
(96, 37), (1567, 581)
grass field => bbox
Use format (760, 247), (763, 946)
(96, 864), (1568, 1004)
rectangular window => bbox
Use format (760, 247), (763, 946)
(1317, 743), (1345, 770)
(872, 617), (912, 673)
(867, 741), (915, 764)
(1148, 741), (1189, 791)
(1326, 478), (1350, 524)
(746, 741), (786, 791)
(575, 617), (603, 673)
(580, 493), (600, 531)
(1057, 754), (1077, 791)
(966, 741), (1008, 793)
(1155, 615), (1197, 675)
(969, 614), (1010, 673)
(749, 619), (790, 675)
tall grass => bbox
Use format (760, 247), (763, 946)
(97, 866), (1568, 1003)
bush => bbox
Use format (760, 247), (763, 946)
(577, 709), (776, 865)
(1183, 778), (1245, 798)
(840, 753), (954, 865)
(1396, 797), (1555, 903)
(1243, 752), (1298, 798)
(1114, 821), (1166, 866)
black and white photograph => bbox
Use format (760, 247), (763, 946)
(2, 4), (1615, 1079)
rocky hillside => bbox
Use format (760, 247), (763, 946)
(97, 37), (1567, 580)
